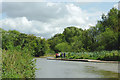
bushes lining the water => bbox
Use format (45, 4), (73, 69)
(65, 50), (120, 61)
(0, 49), (1, 79)
(2, 49), (36, 78)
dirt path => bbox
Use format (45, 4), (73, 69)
(47, 58), (119, 63)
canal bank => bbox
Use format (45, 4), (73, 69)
(47, 58), (119, 63)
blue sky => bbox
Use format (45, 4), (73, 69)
(76, 2), (117, 11)
(0, 2), (118, 38)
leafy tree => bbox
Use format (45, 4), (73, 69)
(63, 27), (83, 43)
(97, 28), (118, 50)
(98, 8), (118, 32)
(55, 42), (71, 52)
(48, 33), (64, 52)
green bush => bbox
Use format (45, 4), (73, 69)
(65, 50), (120, 61)
(2, 49), (36, 78)
(0, 49), (2, 79)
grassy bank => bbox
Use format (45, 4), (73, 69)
(60, 50), (120, 61)
(2, 49), (36, 78)
(0, 49), (2, 79)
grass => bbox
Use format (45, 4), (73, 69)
(62, 50), (120, 61)
(2, 49), (36, 78)
(0, 48), (2, 79)
(34, 53), (55, 58)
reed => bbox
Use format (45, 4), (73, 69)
(2, 49), (36, 78)
(65, 50), (120, 61)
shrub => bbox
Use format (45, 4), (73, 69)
(2, 49), (36, 78)
(65, 50), (120, 61)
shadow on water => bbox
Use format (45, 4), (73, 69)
(85, 66), (119, 78)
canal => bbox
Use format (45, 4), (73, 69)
(35, 58), (119, 78)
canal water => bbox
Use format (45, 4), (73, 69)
(35, 58), (119, 78)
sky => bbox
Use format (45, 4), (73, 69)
(0, 1), (119, 39)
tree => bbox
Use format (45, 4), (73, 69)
(98, 8), (118, 32)
(55, 42), (71, 52)
(97, 28), (118, 50)
(48, 33), (64, 52)
(63, 27), (83, 43)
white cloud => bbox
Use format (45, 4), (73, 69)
(1, 17), (63, 38)
(114, 2), (120, 10)
(114, 3), (118, 9)
(1, 3), (104, 38)
(46, 2), (56, 7)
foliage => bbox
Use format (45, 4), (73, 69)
(55, 42), (71, 52)
(96, 28), (118, 50)
(65, 50), (120, 61)
(2, 49), (36, 78)
(1, 28), (51, 57)
(0, 49), (1, 79)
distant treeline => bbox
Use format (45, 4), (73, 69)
(1, 28), (51, 57)
(1, 8), (120, 57)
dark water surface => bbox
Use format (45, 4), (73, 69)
(35, 58), (119, 78)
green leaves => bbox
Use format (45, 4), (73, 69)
(65, 50), (120, 61)
(55, 42), (71, 52)
(1, 29), (51, 57)
(2, 49), (36, 78)
(96, 28), (118, 50)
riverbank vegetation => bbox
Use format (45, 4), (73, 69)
(1, 7), (120, 78)
(2, 49), (36, 78)
(1, 28), (51, 57)
(64, 50), (120, 61)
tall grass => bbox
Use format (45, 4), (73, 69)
(2, 49), (36, 78)
(65, 50), (120, 61)
(0, 48), (2, 79)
